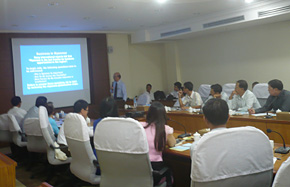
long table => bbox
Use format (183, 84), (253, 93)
(166, 111), (290, 144)
(0, 152), (17, 187)
(163, 131), (290, 187)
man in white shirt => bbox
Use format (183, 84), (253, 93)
(7, 96), (27, 125)
(228, 80), (260, 112)
(146, 84), (154, 101)
(57, 99), (93, 146)
(178, 81), (203, 109)
(137, 84), (154, 105)
(111, 72), (127, 101)
(190, 98), (228, 156)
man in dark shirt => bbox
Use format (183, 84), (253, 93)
(248, 79), (290, 114)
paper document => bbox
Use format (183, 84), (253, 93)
(252, 113), (276, 117)
(170, 146), (190, 151)
(273, 157), (277, 164)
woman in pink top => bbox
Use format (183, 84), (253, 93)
(141, 102), (176, 186)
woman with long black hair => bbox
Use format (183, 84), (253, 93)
(141, 101), (176, 186)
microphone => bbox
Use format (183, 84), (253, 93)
(168, 118), (191, 138)
(267, 129), (290, 154)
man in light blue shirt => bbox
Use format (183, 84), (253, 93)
(111, 72), (127, 101)
(228, 80), (260, 112)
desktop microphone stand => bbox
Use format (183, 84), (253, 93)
(265, 112), (273, 119)
(168, 118), (191, 138)
(274, 147), (290, 154)
(267, 129), (290, 154)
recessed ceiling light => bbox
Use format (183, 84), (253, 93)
(245, 0), (254, 3)
(157, 0), (167, 3)
(48, 2), (59, 6)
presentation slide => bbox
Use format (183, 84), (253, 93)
(12, 38), (91, 110)
(21, 44), (83, 95)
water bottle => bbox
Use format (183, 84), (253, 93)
(133, 96), (137, 108)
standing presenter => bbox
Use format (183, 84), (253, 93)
(111, 72), (127, 101)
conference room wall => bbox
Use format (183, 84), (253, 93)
(172, 20), (290, 91)
(107, 34), (168, 99)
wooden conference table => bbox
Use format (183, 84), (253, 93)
(166, 110), (290, 144)
(120, 108), (290, 187)
(163, 131), (290, 187)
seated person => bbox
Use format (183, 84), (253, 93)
(58, 99), (92, 146)
(204, 84), (228, 104)
(252, 81), (259, 90)
(45, 102), (59, 136)
(140, 102), (176, 186)
(146, 84), (154, 101)
(168, 82), (182, 99)
(191, 98), (228, 155)
(228, 80), (260, 112)
(137, 92), (151, 106)
(7, 96), (27, 125)
(21, 96), (47, 132)
(93, 97), (119, 157)
(178, 82), (203, 109)
(249, 79), (290, 114)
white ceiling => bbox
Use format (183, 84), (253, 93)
(0, 0), (289, 42)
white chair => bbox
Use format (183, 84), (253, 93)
(197, 84), (211, 103)
(222, 83), (235, 97)
(137, 92), (151, 106)
(7, 114), (27, 147)
(23, 117), (47, 153)
(0, 114), (12, 143)
(253, 83), (269, 106)
(272, 156), (290, 187)
(64, 113), (100, 185)
(94, 117), (167, 187)
(39, 106), (71, 165)
(191, 126), (273, 187)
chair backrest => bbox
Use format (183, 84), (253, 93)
(272, 156), (290, 187)
(64, 113), (100, 184)
(137, 93), (151, 106)
(7, 114), (26, 147)
(39, 106), (70, 165)
(39, 106), (55, 146)
(198, 84), (211, 102)
(222, 83), (235, 96)
(0, 114), (12, 142)
(253, 83), (269, 106)
(23, 118), (47, 153)
(191, 126), (273, 187)
(94, 117), (153, 187)
(253, 83), (269, 99)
